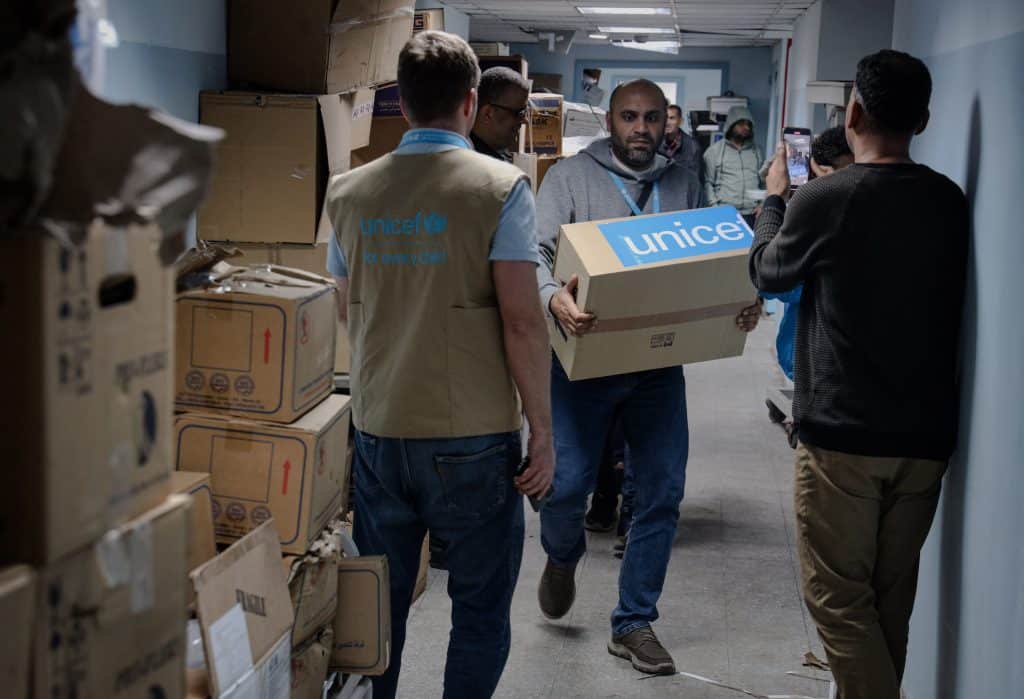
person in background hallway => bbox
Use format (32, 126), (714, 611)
(703, 105), (765, 226)
(761, 126), (854, 448)
(749, 49), (968, 699)
(470, 66), (531, 162)
(535, 79), (761, 676)
(326, 31), (554, 699)
(659, 104), (703, 182)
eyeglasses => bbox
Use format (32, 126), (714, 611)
(488, 103), (529, 120)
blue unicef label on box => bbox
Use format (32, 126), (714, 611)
(597, 205), (754, 268)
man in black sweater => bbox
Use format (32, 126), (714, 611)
(749, 50), (968, 699)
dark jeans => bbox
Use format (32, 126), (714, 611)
(352, 429), (525, 699)
(541, 357), (689, 636)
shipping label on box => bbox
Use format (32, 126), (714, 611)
(0, 566), (35, 699)
(176, 395), (352, 554)
(170, 471), (218, 575)
(413, 8), (444, 33)
(551, 205), (755, 380)
(192, 521), (294, 699)
(528, 94), (563, 155)
(331, 555), (391, 675)
(0, 222), (173, 565)
(34, 496), (192, 699)
(175, 265), (337, 423)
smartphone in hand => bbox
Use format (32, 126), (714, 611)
(782, 126), (812, 188)
(515, 457), (553, 512)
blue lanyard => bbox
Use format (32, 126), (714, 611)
(399, 129), (471, 149)
(607, 172), (660, 216)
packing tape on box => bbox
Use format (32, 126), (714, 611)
(328, 8), (415, 34)
(587, 301), (752, 334)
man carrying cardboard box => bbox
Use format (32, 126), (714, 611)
(534, 79), (761, 676)
(325, 31), (554, 699)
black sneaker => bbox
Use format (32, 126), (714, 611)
(608, 626), (676, 675)
(538, 559), (576, 620)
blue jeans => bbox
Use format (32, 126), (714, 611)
(352, 430), (525, 699)
(541, 358), (689, 637)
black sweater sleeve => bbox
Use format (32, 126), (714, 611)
(748, 176), (855, 293)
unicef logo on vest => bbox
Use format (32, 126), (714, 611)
(597, 205), (755, 268)
(360, 212), (448, 237)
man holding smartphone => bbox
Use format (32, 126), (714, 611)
(750, 50), (968, 699)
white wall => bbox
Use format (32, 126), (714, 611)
(892, 4), (1024, 697)
(785, 1), (822, 130)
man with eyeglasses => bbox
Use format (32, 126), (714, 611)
(471, 67), (531, 162)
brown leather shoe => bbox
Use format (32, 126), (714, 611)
(538, 559), (576, 620)
(608, 626), (676, 675)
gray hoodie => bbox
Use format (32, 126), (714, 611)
(702, 106), (764, 214)
(536, 137), (703, 312)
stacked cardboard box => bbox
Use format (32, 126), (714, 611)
(0, 77), (222, 698)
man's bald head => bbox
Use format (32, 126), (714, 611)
(609, 79), (668, 113)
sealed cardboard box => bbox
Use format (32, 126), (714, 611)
(413, 8), (444, 33)
(290, 626), (333, 699)
(0, 221), (173, 564)
(331, 555), (390, 675)
(34, 495), (192, 698)
(175, 265), (337, 422)
(176, 395), (352, 554)
(351, 116), (410, 168)
(170, 471), (219, 575)
(192, 521), (294, 698)
(550, 205), (755, 380)
(228, 0), (415, 94)
(283, 531), (340, 647)
(528, 94), (564, 155)
(230, 243), (351, 374)
(198, 90), (373, 245)
(0, 565), (35, 699)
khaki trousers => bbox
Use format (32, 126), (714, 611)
(795, 443), (947, 699)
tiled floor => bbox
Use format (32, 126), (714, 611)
(396, 320), (831, 698)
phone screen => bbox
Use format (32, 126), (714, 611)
(783, 131), (812, 186)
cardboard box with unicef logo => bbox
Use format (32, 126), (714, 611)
(550, 205), (756, 380)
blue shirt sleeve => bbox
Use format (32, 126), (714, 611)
(760, 283), (802, 304)
(489, 179), (539, 264)
(326, 232), (348, 278)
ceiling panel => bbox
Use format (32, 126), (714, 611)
(443, 0), (814, 47)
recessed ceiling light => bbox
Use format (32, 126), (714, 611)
(588, 33), (609, 39)
(578, 6), (673, 15)
(598, 26), (676, 34)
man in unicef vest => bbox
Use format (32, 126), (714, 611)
(325, 31), (555, 699)
(534, 79), (761, 675)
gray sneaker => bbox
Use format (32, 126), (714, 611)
(608, 626), (676, 675)
(538, 559), (576, 620)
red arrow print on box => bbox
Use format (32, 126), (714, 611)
(263, 328), (272, 364)
(282, 459), (292, 495)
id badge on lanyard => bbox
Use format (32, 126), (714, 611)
(607, 171), (660, 216)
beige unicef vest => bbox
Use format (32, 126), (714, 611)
(327, 147), (527, 438)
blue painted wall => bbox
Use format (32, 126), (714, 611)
(893, 2), (1024, 697)
(509, 42), (774, 157)
(103, 0), (226, 121)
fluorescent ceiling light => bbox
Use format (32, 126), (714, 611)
(613, 40), (680, 54)
(598, 26), (676, 34)
(588, 33), (609, 39)
(578, 6), (672, 15)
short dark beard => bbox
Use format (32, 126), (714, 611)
(610, 136), (656, 170)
